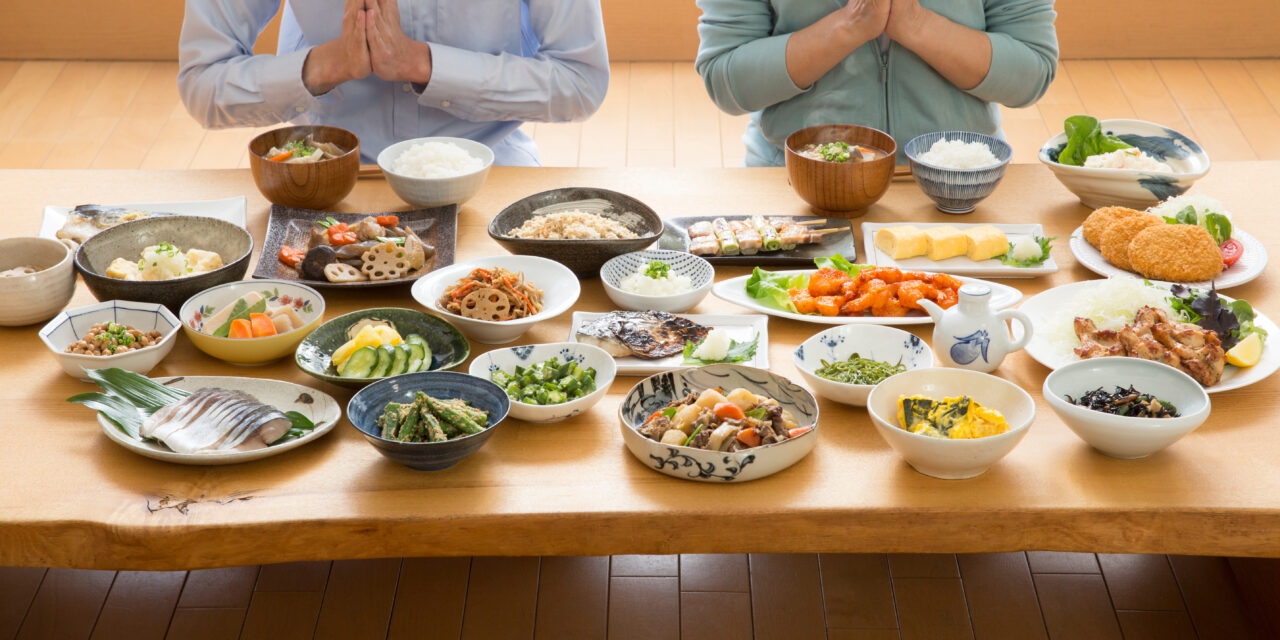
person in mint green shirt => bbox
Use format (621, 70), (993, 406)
(695, 0), (1058, 165)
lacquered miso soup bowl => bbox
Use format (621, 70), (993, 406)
(785, 124), (897, 217)
(249, 125), (360, 210)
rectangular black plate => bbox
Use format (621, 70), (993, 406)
(252, 204), (457, 288)
(657, 215), (857, 266)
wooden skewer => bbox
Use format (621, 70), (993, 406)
(790, 218), (827, 226)
(812, 227), (843, 236)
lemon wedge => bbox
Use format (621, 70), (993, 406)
(1226, 332), (1262, 368)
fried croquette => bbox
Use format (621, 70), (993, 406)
(1128, 224), (1224, 282)
(1100, 214), (1163, 271)
(1083, 206), (1144, 248)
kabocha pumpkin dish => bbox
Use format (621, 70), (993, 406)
(897, 395), (1011, 439)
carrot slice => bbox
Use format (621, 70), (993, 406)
(249, 313), (278, 338)
(788, 426), (812, 438)
(736, 428), (761, 448)
(228, 318), (254, 339)
(713, 402), (745, 421)
(375, 215), (400, 227)
(268, 151), (293, 162)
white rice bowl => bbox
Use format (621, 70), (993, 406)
(391, 141), (484, 179)
(917, 138), (1000, 169)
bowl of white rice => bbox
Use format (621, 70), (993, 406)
(1037, 118), (1210, 210)
(905, 131), (1012, 214)
(377, 137), (494, 208)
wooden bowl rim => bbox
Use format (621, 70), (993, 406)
(248, 125), (361, 163)
(783, 124), (899, 160)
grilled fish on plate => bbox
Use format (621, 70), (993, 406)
(55, 205), (173, 247)
(576, 311), (710, 359)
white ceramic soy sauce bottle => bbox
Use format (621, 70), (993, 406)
(916, 283), (1033, 372)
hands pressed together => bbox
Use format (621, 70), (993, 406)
(303, 0), (433, 96)
(839, 0), (924, 47)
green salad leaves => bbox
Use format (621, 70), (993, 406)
(998, 236), (1053, 268)
(1056, 115), (1132, 166)
(682, 332), (760, 365)
(1162, 205), (1233, 245)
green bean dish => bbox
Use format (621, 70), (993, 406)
(815, 353), (906, 385)
(490, 357), (598, 405)
(376, 393), (490, 443)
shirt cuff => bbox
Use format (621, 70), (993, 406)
(418, 43), (486, 112)
(261, 47), (325, 117)
(965, 32), (1029, 106)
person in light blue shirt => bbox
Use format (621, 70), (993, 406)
(178, 0), (610, 165)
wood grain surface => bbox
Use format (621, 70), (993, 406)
(1, 163), (1278, 570)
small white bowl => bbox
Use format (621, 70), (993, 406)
(1043, 357), (1211, 459)
(0, 237), (76, 326)
(468, 342), (617, 423)
(377, 136), (494, 208)
(39, 300), (181, 379)
(599, 250), (713, 313)
(1038, 118), (1210, 209)
(793, 325), (934, 407)
(410, 255), (580, 344)
(866, 368), (1034, 479)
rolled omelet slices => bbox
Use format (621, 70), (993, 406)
(874, 225), (928, 260)
(964, 225), (1009, 261)
(923, 226), (966, 261)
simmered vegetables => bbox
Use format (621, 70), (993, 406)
(491, 357), (597, 405)
(636, 387), (810, 452)
(376, 392), (489, 443)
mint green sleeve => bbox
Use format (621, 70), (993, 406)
(966, 0), (1059, 108)
(694, 0), (809, 115)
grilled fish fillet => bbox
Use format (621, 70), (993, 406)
(140, 388), (292, 454)
(577, 311), (710, 359)
(55, 205), (171, 247)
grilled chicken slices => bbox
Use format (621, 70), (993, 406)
(1074, 306), (1226, 387)
(140, 388), (292, 454)
(577, 311), (710, 359)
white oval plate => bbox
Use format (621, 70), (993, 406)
(98, 376), (341, 465)
(1068, 225), (1267, 290)
(712, 272), (1022, 325)
(1013, 280), (1280, 393)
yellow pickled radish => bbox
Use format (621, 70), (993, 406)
(373, 325), (403, 345)
(332, 326), (383, 366)
(1226, 332), (1262, 368)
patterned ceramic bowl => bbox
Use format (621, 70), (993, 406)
(617, 364), (820, 483)
(793, 325), (934, 407)
(468, 342), (617, 423)
(347, 371), (511, 470)
(39, 300), (181, 379)
(865, 368), (1034, 479)
(1038, 118), (1210, 209)
(295, 307), (470, 388)
(377, 136), (494, 209)
(905, 131), (1012, 214)
(487, 187), (664, 278)
(180, 279), (325, 365)
(600, 250), (714, 313)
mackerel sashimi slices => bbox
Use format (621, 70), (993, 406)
(141, 388), (292, 454)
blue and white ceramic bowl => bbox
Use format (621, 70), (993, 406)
(617, 364), (820, 483)
(468, 342), (617, 423)
(793, 325), (934, 407)
(1038, 118), (1210, 209)
(39, 300), (181, 379)
(600, 249), (714, 313)
(905, 131), (1012, 214)
(347, 370), (511, 470)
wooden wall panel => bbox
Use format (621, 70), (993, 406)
(0, 1), (1277, 61)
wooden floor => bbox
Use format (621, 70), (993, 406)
(2, 59), (1280, 170)
(2, 57), (1277, 639)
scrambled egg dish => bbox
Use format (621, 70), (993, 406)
(896, 395), (1010, 439)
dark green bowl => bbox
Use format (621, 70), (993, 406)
(295, 307), (470, 388)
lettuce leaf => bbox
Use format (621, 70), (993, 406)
(813, 254), (866, 276)
(745, 267), (807, 311)
(1057, 115), (1132, 166)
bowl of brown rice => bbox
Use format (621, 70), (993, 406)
(488, 187), (663, 277)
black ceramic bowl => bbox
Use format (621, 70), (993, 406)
(75, 216), (253, 313)
(295, 307), (471, 389)
(347, 371), (511, 470)
(487, 187), (663, 278)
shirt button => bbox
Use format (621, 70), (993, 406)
(402, 83), (412, 93)
(441, 100), (451, 108)
(295, 106), (305, 113)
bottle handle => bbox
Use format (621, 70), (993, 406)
(997, 308), (1034, 352)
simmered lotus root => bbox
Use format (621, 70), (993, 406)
(324, 262), (365, 283)
(1083, 206), (1144, 248)
(361, 241), (410, 281)
(459, 288), (511, 321)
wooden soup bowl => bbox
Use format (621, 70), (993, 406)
(249, 125), (360, 210)
(784, 124), (897, 217)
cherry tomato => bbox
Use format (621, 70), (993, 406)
(278, 246), (305, 267)
(1221, 238), (1244, 267)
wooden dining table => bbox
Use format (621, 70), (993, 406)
(2, 163), (1278, 571)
